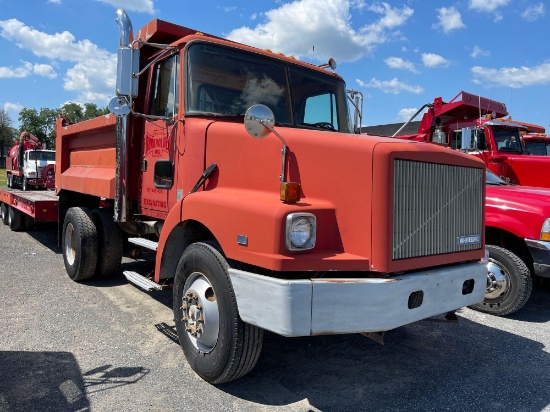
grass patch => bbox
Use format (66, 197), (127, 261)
(0, 168), (6, 187)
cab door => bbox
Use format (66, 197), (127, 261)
(141, 53), (180, 217)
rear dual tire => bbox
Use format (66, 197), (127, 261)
(62, 207), (123, 281)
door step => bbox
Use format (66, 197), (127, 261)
(123, 271), (163, 291)
(128, 237), (158, 251)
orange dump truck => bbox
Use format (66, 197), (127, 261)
(55, 10), (487, 383)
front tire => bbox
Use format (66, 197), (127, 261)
(6, 174), (11, 188)
(22, 177), (28, 191)
(173, 242), (263, 384)
(62, 207), (98, 281)
(470, 245), (532, 316)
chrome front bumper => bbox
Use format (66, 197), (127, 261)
(228, 260), (487, 337)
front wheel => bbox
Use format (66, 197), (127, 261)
(6, 174), (11, 188)
(173, 242), (263, 384)
(22, 177), (28, 191)
(470, 245), (532, 316)
(62, 207), (98, 281)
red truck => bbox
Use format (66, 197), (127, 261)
(471, 170), (550, 315)
(52, 10), (487, 383)
(6, 131), (56, 191)
(394, 91), (550, 188)
(0, 132), (57, 231)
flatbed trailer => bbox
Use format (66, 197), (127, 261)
(0, 187), (58, 231)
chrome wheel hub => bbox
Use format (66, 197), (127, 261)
(485, 260), (510, 300)
(64, 223), (76, 266)
(181, 273), (219, 353)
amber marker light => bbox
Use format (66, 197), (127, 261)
(280, 182), (301, 203)
(540, 219), (550, 241)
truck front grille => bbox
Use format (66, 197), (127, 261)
(393, 160), (483, 260)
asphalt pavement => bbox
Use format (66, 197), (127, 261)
(1, 222), (549, 411)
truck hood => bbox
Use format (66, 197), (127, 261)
(486, 184), (550, 238)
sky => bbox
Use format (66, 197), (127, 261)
(1, 0), (549, 130)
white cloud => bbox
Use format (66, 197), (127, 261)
(384, 56), (418, 73)
(397, 108), (419, 122)
(0, 61), (56, 79)
(0, 18), (116, 104)
(94, 0), (155, 14)
(472, 62), (550, 88)
(226, 0), (414, 63)
(422, 53), (450, 68)
(469, 0), (509, 12)
(521, 3), (545, 21)
(470, 45), (490, 58)
(433, 7), (466, 34)
(224, 6), (237, 12)
(251, 13), (258, 20)
(47, 0), (62, 4)
(4, 102), (23, 113)
(356, 77), (423, 94)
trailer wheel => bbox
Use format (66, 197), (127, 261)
(22, 177), (28, 191)
(8, 206), (22, 232)
(1, 203), (8, 225)
(173, 242), (263, 384)
(470, 245), (532, 316)
(62, 207), (98, 281)
(92, 208), (123, 278)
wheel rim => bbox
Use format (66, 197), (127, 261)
(64, 223), (76, 266)
(181, 272), (219, 353)
(485, 259), (510, 302)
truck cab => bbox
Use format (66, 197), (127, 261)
(396, 91), (550, 188)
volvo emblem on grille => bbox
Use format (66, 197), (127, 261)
(457, 235), (481, 245)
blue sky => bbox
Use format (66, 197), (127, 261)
(1, 0), (549, 130)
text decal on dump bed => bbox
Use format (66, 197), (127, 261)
(457, 235), (481, 245)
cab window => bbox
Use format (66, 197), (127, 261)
(150, 54), (180, 117)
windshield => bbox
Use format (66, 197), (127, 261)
(28, 151), (55, 161)
(186, 42), (352, 133)
(486, 169), (508, 185)
(493, 127), (523, 153)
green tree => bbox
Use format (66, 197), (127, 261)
(0, 109), (17, 157)
(60, 102), (84, 123)
(83, 103), (109, 119)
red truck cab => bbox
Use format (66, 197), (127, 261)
(477, 170), (550, 315)
(55, 10), (487, 383)
(396, 91), (550, 188)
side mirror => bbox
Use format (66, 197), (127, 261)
(115, 9), (139, 98)
(244, 105), (275, 138)
(461, 127), (472, 150)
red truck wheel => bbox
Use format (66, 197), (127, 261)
(62, 207), (98, 281)
(470, 245), (532, 316)
(173, 242), (263, 384)
(92, 208), (123, 278)
(8, 206), (22, 232)
(1, 203), (8, 225)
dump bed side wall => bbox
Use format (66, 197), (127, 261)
(55, 114), (119, 199)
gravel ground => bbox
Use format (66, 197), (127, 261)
(0, 222), (549, 412)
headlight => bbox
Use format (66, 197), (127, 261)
(541, 218), (550, 241)
(286, 213), (316, 251)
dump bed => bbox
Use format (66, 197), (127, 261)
(55, 114), (118, 199)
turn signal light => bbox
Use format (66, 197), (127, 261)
(280, 182), (301, 203)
